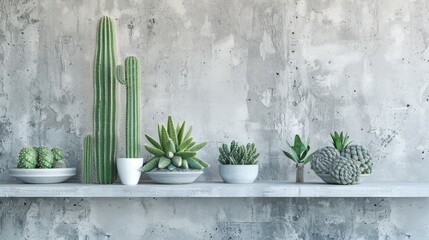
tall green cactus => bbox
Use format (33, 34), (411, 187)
(83, 135), (92, 183)
(90, 16), (118, 184)
(117, 56), (141, 158)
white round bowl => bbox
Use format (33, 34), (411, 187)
(145, 171), (203, 184)
(9, 168), (76, 184)
(117, 158), (144, 185)
(219, 165), (258, 184)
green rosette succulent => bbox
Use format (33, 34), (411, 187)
(218, 141), (259, 165)
(310, 146), (340, 175)
(18, 147), (38, 169)
(37, 147), (54, 168)
(141, 116), (209, 172)
(329, 156), (360, 185)
(341, 145), (373, 174)
(51, 147), (64, 161)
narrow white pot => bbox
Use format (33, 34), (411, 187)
(219, 165), (258, 184)
(117, 158), (144, 185)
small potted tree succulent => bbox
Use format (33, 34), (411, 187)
(282, 135), (313, 183)
(116, 56), (144, 185)
(218, 141), (260, 184)
(141, 116), (210, 184)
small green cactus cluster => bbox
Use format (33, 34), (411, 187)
(218, 141), (259, 165)
(18, 146), (67, 169)
(311, 131), (373, 185)
(141, 116), (209, 172)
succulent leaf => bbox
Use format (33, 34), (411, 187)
(141, 157), (159, 172)
(167, 116), (178, 147)
(145, 134), (162, 150)
(158, 157), (171, 169)
(144, 144), (165, 157)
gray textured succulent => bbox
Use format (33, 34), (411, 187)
(218, 141), (259, 165)
(310, 146), (340, 175)
(330, 156), (360, 185)
(341, 145), (373, 174)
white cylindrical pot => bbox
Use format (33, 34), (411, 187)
(219, 165), (258, 184)
(117, 158), (144, 185)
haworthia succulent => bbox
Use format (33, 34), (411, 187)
(141, 116), (209, 171)
(117, 56), (141, 158)
(83, 135), (92, 183)
(93, 16), (118, 184)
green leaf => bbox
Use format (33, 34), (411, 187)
(282, 150), (296, 162)
(167, 116), (178, 148)
(158, 157), (171, 169)
(303, 152), (314, 164)
(188, 142), (206, 152)
(145, 134), (162, 150)
(175, 151), (196, 159)
(165, 137), (176, 153)
(144, 145), (165, 157)
(141, 157), (159, 172)
(172, 156), (182, 167)
(177, 121), (186, 145)
(187, 158), (203, 170)
(178, 138), (193, 152)
(190, 156), (210, 168)
(160, 125), (170, 151)
(183, 126), (193, 142)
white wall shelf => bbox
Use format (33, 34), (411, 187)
(0, 181), (427, 198)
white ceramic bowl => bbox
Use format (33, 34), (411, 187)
(9, 168), (76, 184)
(145, 171), (203, 184)
(219, 165), (258, 184)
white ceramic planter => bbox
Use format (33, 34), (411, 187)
(9, 168), (76, 184)
(117, 158), (144, 185)
(219, 165), (258, 184)
(145, 171), (203, 184)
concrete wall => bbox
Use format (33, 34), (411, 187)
(0, 0), (428, 239)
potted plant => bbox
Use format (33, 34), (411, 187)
(140, 116), (210, 184)
(116, 56), (144, 185)
(310, 131), (373, 185)
(282, 135), (313, 183)
(10, 146), (75, 184)
(218, 141), (260, 184)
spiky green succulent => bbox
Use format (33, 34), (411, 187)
(18, 147), (38, 169)
(311, 146), (340, 175)
(330, 131), (352, 152)
(218, 141), (259, 165)
(51, 147), (64, 161)
(341, 145), (373, 174)
(37, 147), (54, 168)
(141, 116), (209, 172)
(330, 156), (360, 185)
(282, 134), (313, 165)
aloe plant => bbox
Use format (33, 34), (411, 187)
(330, 131), (351, 152)
(141, 116), (209, 172)
(84, 16), (119, 184)
(117, 56), (141, 158)
(282, 134), (313, 183)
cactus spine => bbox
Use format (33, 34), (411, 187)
(83, 135), (93, 183)
(91, 16), (118, 184)
(117, 56), (141, 158)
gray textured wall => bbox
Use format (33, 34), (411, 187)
(1, 0), (428, 239)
